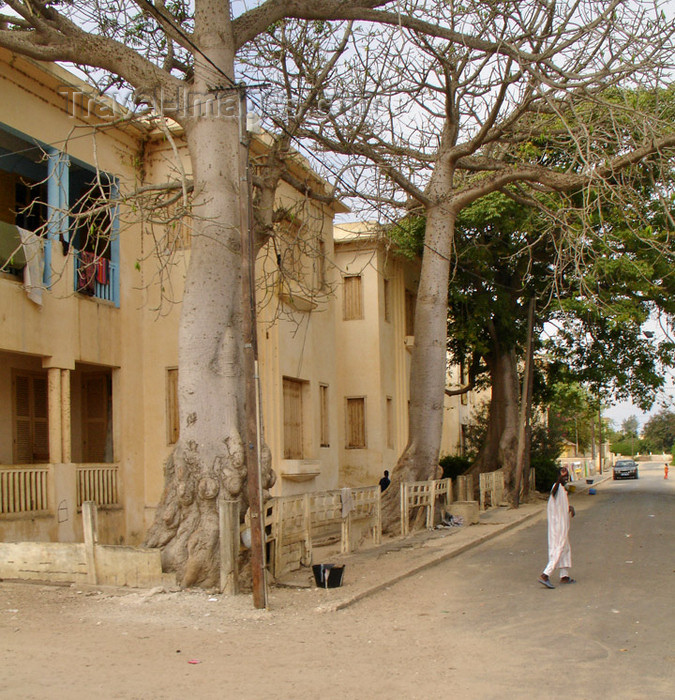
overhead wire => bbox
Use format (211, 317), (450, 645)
(124, 1), (453, 262)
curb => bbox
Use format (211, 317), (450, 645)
(317, 506), (543, 613)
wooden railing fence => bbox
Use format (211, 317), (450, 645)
(399, 478), (452, 536)
(479, 470), (505, 510)
(478, 468), (537, 510)
(262, 485), (381, 578)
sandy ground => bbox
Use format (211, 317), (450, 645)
(2, 469), (673, 699)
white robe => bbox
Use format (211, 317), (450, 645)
(544, 485), (571, 576)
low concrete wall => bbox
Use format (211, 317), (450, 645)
(0, 541), (88, 583)
(446, 501), (479, 525)
(94, 545), (164, 587)
(0, 503), (168, 588)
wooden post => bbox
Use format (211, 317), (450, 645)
(375, 488), (382, 545)
(240, 88), (267, 610)
(400, 482), (406, 536)
(219, 499), (240, 595)
(456, 475), (463, 501)
(515, 297), (536, 504)
(341, 512), (350, 554)
(428, 480), (436, 529)
(272, 496), (284, 576)
(303, 493), (312, 568)
(82, 501), (97, 584)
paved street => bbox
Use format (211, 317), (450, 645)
(1, 463), (673, 699)
(359, 460), (675, 698)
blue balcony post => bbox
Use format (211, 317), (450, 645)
(110, 179), (120, 307)
(46, 148), (69, 287)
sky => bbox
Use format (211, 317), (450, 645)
(604, 384), (675, 431)
(602, 312), (675, 431)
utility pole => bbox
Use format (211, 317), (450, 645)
(239, 86), (267, 609)
(515, 296), (535, 504)
(598, 401), (603, 475)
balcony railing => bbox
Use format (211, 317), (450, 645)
(74, 252), (119, 305)
(77, 464), (119, 509)
(0, 466), (50, 515)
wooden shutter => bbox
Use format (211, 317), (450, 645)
(167, 368), (179, 444)
(386, 397), (394, 449)
(346, 397), (366, 448)
(13, 373), (49, 464)
(383, 278), (391, 322)
(14, 374), (33, 463)
(83, 374), (109, 462)
(32, 376), (49, 460)
(320, 384), (329, 447)
(283, 378), (304, 459)
(405, 289), (415, 336)
(343, 275), (363, 320)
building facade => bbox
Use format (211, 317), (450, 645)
(0, 52), (470, 546)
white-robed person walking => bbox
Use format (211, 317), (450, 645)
(538, 467), (576, 589)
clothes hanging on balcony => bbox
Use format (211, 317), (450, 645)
(77, 250), (96, 295)
(18, 226), (44, 306)
(95, 257), (109, 285)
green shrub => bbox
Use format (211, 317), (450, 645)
(438, 454), (471, 480)
(531, 455), (559, 493)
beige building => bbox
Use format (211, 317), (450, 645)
(332, 222), (418, 487)
(0, 52), (470, 546)
(332, 222), (484, 485)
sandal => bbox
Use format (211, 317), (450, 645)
(538, 577), (555, 589)
(560, 577), (576, 584)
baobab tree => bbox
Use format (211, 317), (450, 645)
(259, 0), (675, 523)
(0, 0), (416, 587)
(2, 0), (674, 574)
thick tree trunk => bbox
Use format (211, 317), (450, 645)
(467, 346), (520, 505)
(381, 201), (456, 531)
(145, 2), (274, 588)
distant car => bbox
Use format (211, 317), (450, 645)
(613, 459), (639, 480)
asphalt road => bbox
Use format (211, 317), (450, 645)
(353, 460), (675, 699)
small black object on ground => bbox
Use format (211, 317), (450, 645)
(312, 563), (345, 588)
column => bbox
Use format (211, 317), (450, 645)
(61, 368), (71, 463)
(47, 367), (62, 464)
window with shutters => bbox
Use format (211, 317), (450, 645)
(82, 373), (111, 462)
(405, 289), (416, 336)
(319, 383), (329, 447)
(283, 377), (305, 459)
(386, 397), (394, 449)
(343, 275), (363, 320)
(277, 217), (306, 284)
(345, 397), (366, 449)
(12, 371), (49, 464)
(167, 367), (179, 444)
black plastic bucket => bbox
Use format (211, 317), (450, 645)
(312, 563), (345, 588)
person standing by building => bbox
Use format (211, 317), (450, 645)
(379, 470), (391, 492)
(538, 466), (575, 589)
